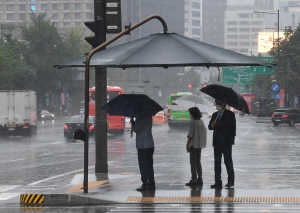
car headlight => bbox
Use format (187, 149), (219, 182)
(52, 114), (54, 117)
(41, 115), (44, 117)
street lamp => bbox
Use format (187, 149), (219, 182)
(254, 10), (279, 59)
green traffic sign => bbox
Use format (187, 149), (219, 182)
(222, 67), (255, 84)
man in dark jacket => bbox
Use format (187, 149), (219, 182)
(208, 100), (236, 189)
(131, 115), (155, 191)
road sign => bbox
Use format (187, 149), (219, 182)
(271, 84), (280, 93)
(272, 93), (280, 99)
(250, 56), (275, 74)
(222, 67), (255, 84)
(105, 0), (122, 34)
(294, 97), (299, 105)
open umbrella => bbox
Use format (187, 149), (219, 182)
(174, 95), (215, 113)
(101, 94), (163, 118)
(54, 32), (275, 69)
(200, 84), (250, 114)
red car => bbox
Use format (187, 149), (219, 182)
(152, 111), (167, 124)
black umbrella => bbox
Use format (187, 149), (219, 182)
(54, 32), (275, 69)
(200, 84), (250, 114)
(101, 94), (163, 118)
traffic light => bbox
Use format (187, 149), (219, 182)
(188, 84), (194, 88)
(84, 21), (99, 48)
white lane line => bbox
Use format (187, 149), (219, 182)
(0, 193), (20, 200)
(9, 158), (26, 162)
(0, 185), (20, 193)
(234, 168), (250, 172)
(28, 165), (95, 186)
(270, 127), (276, 131)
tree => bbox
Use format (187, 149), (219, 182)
(0, 35), (35, 90)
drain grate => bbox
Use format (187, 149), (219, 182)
(126, 196), (299, 203)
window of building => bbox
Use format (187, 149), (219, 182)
(7, 5), (13, 11)
(239, 35), (250, 39)
(227, 21), (238, 25)
(63, 4), (69, 10)
(75, 13), (81, 19)
(75, 22), (81, 27)
(41, 5), (47, 11)
(86, 4), (93, 10)
(227, 35), (238, 39)
(239, 21), (250, 25)
(75, 4), (81, 10)
(251, 28), (262, 32)
(227, 42), (238, 46)
(7, 0), (13, 2)
(252, 13), (262, 18)
(227, 28), (238, 32)
(52, 4), (58, 11)
(192, 28), (201, 35)
(239, 28), (250, 32)
(52, 14), (58, 20)
(251, 21), (262, 25)
(63, 14), (69, 19)
(30, 5), (36, 11)
(239, 42), (250, 46)
(30, 0), (36, 2)
(19, 0), (26, 2)
(86, 13), (93, 19)
(239, 48), (248, 52)
(20, 14), (26, 20)
(192, 2), (200, 9)
(64, 23), (70, 27)
(185, 28), (188, 32)
(251, 35), (257, 39)
(238, 14), (249, 18)
(20, 5), (26, 11)
(228, 48), (238, 52)
(7, 14), (13, 20)
(185, 10), (188, 14)
(192, 20), (200, 26)
(192, 11), (200, 18)
(185, 19), (188, 23)
(251, 42), (258, 46)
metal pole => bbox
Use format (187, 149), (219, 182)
(277, 10), (280, 63)
(83, 15), (168, 193)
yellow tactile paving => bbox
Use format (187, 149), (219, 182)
(126, 196), (300, 203)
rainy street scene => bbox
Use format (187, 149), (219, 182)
(2, 0), (300, 212)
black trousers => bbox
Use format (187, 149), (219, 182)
(213, 144), (234, 184)
(137, 147), (155, 187)
(189, 146), (202, 180)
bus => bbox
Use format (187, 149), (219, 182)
(87, 86), (125, 135)
(241, 93), (257, 115)
(167, 92), (192, 128)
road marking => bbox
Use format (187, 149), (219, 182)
(234, 168), (250, 172)
(28, 166), (95, 186)
(0, 193), (20, 201)
(9, 158), (26, 162)
(0, 185), (20, 193)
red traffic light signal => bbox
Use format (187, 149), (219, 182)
(188, 84), (193, 88)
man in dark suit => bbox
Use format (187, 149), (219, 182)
(208, 100), (236, 189)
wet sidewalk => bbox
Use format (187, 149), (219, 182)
(20, 172), (300, 205)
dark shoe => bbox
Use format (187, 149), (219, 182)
(148, 186), (156, 190)
(225, 182), (234, 188)
(136, 185), (148, 191)
(197, 179), (203, 185)
(211, 183), (222, 189)
(185, 179), (198, 186)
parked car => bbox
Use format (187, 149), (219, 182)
(38, 110), (54, 120)
(64, 115), (95, 141)
(152, 111), (167, 124)
(271, 108), (300, 126)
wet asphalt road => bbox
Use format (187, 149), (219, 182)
(1, 115), (300, 211)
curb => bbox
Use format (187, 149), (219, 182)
(20, 194), (119, 205)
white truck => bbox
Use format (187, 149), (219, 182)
(0, 90), (37, 137)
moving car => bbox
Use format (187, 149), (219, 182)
(271, 108), (300, 126)
(38, 110), (54, 120)
(153, 111), (167, 124)
(64, 115), (95, 141)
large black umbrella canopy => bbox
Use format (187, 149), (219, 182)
(101, 94), (163, 118)
(54, 32), (275, 69)
(200, 84), (250, 114)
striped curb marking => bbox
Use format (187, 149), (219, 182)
(126, 196), (299, 203)
(20, 194), (45, 204)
